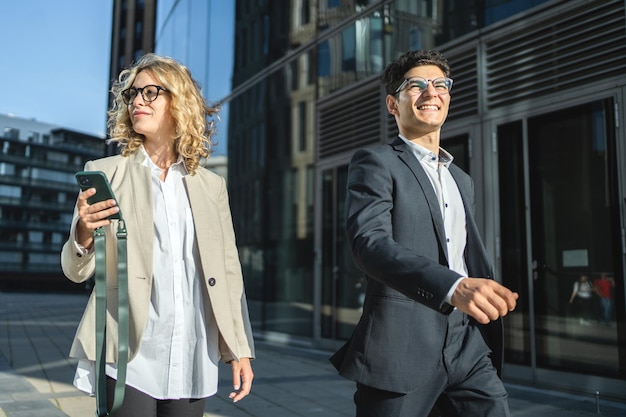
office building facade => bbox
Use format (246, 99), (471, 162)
(0, 114), (105, 289)
(226, 0), (626, 401)
(108, 0), (157, 156)
(109, 0), (157, 82)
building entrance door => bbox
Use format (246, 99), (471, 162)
(497, 98), (626, 396)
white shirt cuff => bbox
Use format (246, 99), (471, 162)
(72, 238), (92, 257)
(445, 277), (466, 305)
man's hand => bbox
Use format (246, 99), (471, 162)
(229, 357), (254, 402)
(450, 278), (519, 324)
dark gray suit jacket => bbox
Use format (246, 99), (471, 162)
(330, 137), (503, 394)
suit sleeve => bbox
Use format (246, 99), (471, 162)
(346, 148), (462, 312)
(216, 176), (255, 361)
(61, 161), (97, 283)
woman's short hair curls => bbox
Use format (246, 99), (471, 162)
(107, 53), (218, 175)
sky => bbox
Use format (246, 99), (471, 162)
(0, 1), (114, 137)
(0, 0), (233, 155)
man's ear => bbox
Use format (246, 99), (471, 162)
(386, 94), (398, 115)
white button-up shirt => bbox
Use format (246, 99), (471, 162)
(74, 148), (219, 399)
(399, 136), (468, 301)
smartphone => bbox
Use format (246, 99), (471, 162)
(75, 171), (122, 220)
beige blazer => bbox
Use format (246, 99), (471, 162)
(61, 151), (255, 364)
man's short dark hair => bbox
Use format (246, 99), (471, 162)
(382, 50), (451, 96)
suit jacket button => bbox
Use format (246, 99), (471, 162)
(208, 277), (216, 286)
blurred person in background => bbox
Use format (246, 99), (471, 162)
(594, 273), (615, 326)
(569, 274), (594, 325)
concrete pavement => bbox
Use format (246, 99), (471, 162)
(1, 290), (625, 417)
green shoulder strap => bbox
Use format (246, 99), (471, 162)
(94, 219), (129, 416)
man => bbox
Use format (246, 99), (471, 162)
(594, 273), (615, 325)
(330, 50), (519, 417)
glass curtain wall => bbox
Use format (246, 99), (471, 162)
(224, 0), (626, 400)
(155, 0), (211, 90)
(229, 0), (555, 339)
(155, 0), (232, 156)
(229, 0), (313, 337)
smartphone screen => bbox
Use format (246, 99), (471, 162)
(75, 171), (122, 220)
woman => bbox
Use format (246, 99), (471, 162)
(569, 274), (594, 325)
(61, 53), (254, 417)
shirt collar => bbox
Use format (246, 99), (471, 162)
(398, 135), (454, 168)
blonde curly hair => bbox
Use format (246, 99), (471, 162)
(107, 53), (218, 175)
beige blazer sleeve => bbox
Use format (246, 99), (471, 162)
(185, 169), (255, 362)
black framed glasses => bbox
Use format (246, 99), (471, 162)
(121, 85), (168, 104)
(395, 77), (453, 95)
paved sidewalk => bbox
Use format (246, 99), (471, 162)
(1, 291), (625, 417)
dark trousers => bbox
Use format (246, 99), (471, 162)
(598, 297), (613, 324)
(106, 377), (207, 417)
(354, 310), (510, 417)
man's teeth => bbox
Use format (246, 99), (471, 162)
(418, 105), (438, 110)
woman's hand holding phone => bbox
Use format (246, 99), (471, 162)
(75, 188), (120, 249)
(74, 171), (121, 250)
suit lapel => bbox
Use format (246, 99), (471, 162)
(392, 138), (449, 261)
(126, 152), (154, 279)
(391, 137), (492, 278)
(448, 166), (471, 214)
(183, 173), (222, 269)
(449, 165), (492, 277)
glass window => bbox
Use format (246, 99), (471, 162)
(498, 120), (531, 365)
(437, 0), (551, 44)
(258, 123), (266, 168)
(47, 151), (69, 164)
(298, 102), (307, 152)
(29, 253), (59, 264)
(0, 163), (15, 176)
(28, 131), (40, 143)
(499, 100), (624, 378)
(321, 166), (363, 340)
(3, 127), (19, 139)
(483, 0), (551, 26)
(29, 231), (43, 244)
(52, 233), (63, 244)
(263, 15), (270, 55)
(342, 26), (356, 71)
(301, 0), (310, 25)
(30, 168), (74, 184)
(0, 184), (21, 198)
(409, 26), (421, 50)
(0, 252), (21, 263)
(442, 134), (470, 174)
(318, 41), (330, 77)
